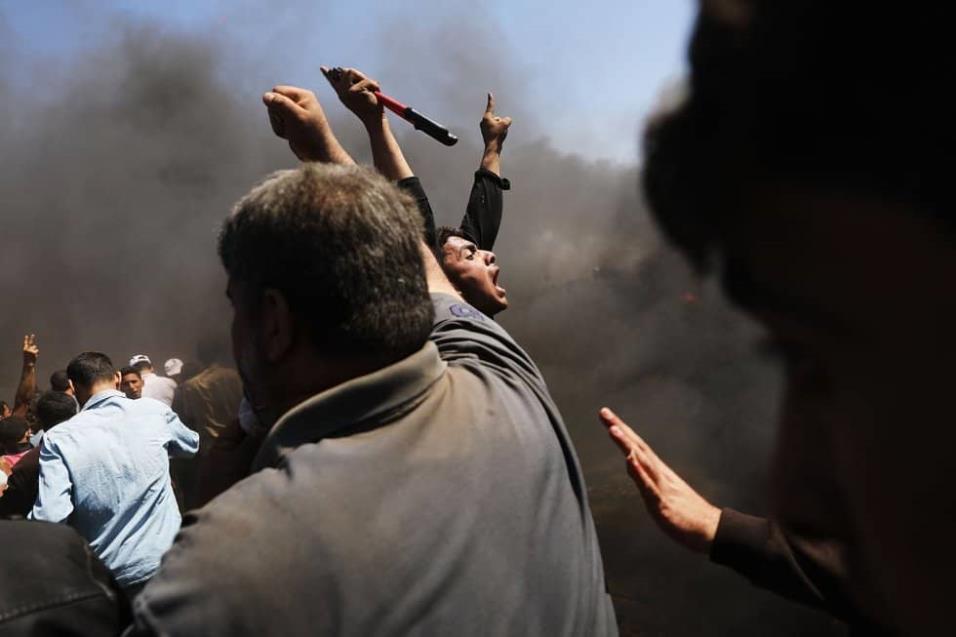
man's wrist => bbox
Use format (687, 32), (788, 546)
(362, 113), (390, 133)
(480, 147), (502, 175)
(482, 140), (503, 156)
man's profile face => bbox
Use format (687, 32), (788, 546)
(227, 277), (270, 412)
(441, 236), (508, 316)
(120, 373), (143, 399)
(724, 184), (956, 630)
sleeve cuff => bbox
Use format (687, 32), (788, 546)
(474, 168), (511, 190)
(396, 176), (425, 196)
(710, 508), (771, 566)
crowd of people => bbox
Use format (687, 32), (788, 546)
(1, 1), (954, 634)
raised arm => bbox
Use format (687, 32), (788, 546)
(598, 407), (859, 622)
(322, 67), (412, 181)
(262, 85), (355, 165)
(323, 66), (437, 247)
(12, 334), (39, 418)
(460, 93), (512, 250)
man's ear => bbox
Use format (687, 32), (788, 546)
(113, 371), (122, 390)
(260, 288), (295, 363)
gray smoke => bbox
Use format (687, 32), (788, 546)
(0, 14), (841, 636)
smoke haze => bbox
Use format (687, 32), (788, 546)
(0, 11), (842, 636)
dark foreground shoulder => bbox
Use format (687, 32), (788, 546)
(0, 520), (130, 636)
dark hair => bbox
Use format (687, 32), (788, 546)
(643, 1), (956, 270)
(132, 361), (152, 374)
(66, 352), (116, 389)
(180, 360), (203, 381)
(434, 226), (474, 261)
(119, 366), (141, 378)
(35, 391), (77, 430)
(218, 164), (433, 361)
(0, 416), (30, 453)
(49, 369), (70, 392)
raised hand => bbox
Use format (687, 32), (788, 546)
(321, 67), (383, 127)
(599, 407), (721, 553)
(262, 85), (354, 164)
(22, 334), (38, 365)
(480, 92), (512, 153)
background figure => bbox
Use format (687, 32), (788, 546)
(0, 416), (33, 468)
(171, 337), (241, 510)
(163, 358), (183, 383)
(5, 335), (40, 420)
(129, 354), (176, 406)
(120, 366), (144, 400)
(49, 369), (73, 395)
(0, 391), (77, 518)
(31, 352), (198, 596)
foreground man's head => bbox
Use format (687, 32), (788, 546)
(218, 163), (433, 421)
(644, 1), (956, 632)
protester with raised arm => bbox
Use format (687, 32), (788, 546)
(264, 68), (512, 317)
(7, 334), (40, 419)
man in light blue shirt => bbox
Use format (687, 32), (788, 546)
(31, 351), (199, 593)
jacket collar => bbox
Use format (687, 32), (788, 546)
(252, 341), (446, 471)
(81, 389), (125, 412)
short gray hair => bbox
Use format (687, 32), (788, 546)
(218, 163), (433, 360)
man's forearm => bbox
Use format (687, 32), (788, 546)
(480, 144), (502, 176)
(12, 359), (37, 417)
(710, 509), (858, 622)
(365, 116), (413, 181)
(307, 126), (355, 166)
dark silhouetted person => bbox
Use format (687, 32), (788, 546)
(0, 520), (130, 634)
(50, 369), (74, 396)
(600, 1), (956, 634)
(0, 416), (33, 468)
(31, 352), (198, 595)
(171, 339), (242, 509)
(128, 163), (615, 635)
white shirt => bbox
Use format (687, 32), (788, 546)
(141, 371), (177, 407)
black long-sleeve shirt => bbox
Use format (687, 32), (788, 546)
(711, 509), (890, 634)
(398, 168), (510, 252)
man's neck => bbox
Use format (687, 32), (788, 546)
(260, 354), (399, 428)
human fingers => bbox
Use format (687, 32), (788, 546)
(600, 407), (637, 455)
(485, 92), (495, 116)
(271, 85), (314, 102)
(600, 407), (649, 452)
(263, 92), (303, 137)
(600, 408), (664, 483)
(342, 67), (369, 84)
(350, 78), (381, 95)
